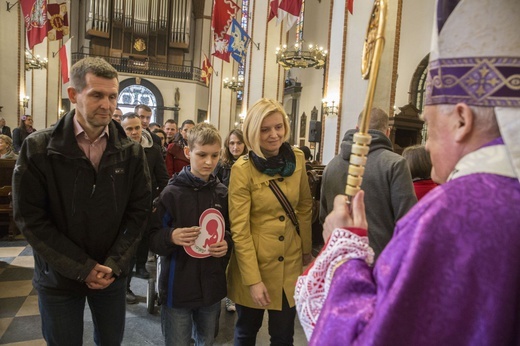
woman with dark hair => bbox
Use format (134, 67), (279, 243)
(165, 119), (195, 176)
(213, 129), (248, 313)
(152, 128), (167, 159)
(12, 115), (35, 154)
(402, 144), (438, 200)
(215, 129), (248, 187)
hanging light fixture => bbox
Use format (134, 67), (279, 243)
(322, 99), (339, 117)
(20, 95), (30, 109)
(25, 50), (48, 70)
(223, 75), (244, 92)
(275, 41), (327, 70)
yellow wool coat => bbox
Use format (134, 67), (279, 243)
(227, 148), (312, 310)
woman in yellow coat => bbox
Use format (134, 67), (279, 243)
(227, 98), (313, 345)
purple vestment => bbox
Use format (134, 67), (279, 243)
(310, 164), (520, 344)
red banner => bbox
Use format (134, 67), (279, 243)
(268, 0), (279, 22)
(201, 54), (213, 87)
(212, 34), (231, 63)
(212, 0), (240, 39)
(278, 0), (302, 31)
(21, 0), (49, 49)
(59, 39), (71, 84)
(47, 2), (69, 41)
(279, 0), (302, 17)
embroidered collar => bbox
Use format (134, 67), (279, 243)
(448, 144), (516, 181)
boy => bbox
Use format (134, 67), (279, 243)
(149, 122), (231, 345)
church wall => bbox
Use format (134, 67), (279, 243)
(321, 0), (354, 164)
(288, 0), (330, 154)
(0, 5), (25, 128)
(321, 0), (435, 165)
(395, 0), (435, 109)
(248, 1), (273, 106)
(263, 15), (285, 104)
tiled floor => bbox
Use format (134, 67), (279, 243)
(0, 240), (309, 345)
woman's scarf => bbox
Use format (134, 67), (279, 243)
(250, 142), (296, 177)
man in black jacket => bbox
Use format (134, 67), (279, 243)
(320, 108), (417, 260)
(135, 104), (162, 146)
(12, 57), (152, 345)
(121, 112), (169, 303)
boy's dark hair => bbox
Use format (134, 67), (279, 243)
(187, 123), (221, 149)
(153, 128), (166, 137)
(121, 112), (139, 122)
(134, 104), (152, 113)
(175, 119), (196, 142)
(180, 119), (195, 129)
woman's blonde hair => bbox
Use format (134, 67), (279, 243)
(242, 98), (290, 159)
(0, 134), (13, 151)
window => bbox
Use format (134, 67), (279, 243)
(117, 84), (158, 122)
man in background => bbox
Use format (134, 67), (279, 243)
(0, 117), (12, 138)
(149, 122), (161, 131)
(112, 107), (123, 123)
(163, 119), (178, 147)
(121, 112), (169, 303)
(134, 104), (161, 146)
(320, 108), (417, 259)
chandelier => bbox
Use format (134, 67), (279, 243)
(25, 50), (48, 70)
(223, 75), (244, 92)
(275, 41), (327, 70)
(322, 99), (339, 117)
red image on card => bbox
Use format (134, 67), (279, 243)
(184, 208), (225, 258)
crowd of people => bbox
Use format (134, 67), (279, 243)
(7, 1), (520, 344)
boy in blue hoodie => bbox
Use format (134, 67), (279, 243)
(149, 122), (231, 345)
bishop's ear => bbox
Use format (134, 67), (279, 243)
(454, 103), (474, 142)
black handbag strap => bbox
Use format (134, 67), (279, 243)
(268, 180), (300, 235)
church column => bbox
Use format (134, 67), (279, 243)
(321, 0), (402, 164)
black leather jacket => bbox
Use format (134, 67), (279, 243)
(12, 111), (152, 294)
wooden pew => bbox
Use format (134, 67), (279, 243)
(0, 159), (16, 187)
(0, 159), (18, 240)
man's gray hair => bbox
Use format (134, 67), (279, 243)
(438, 104), (500, 137)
